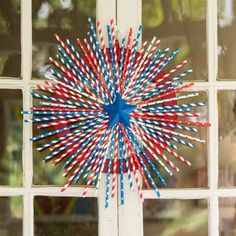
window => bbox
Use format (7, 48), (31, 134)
(0, 0), (235, 236)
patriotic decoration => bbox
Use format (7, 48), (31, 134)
(23, 18), (210, 208)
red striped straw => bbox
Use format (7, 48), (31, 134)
(120, 126), (144, 202)
(110, 18), (120, 92)
(156, 60), (188, 85)
(96, 20), (112, 79)
(130, 64), (189, 102)
(49, 56), (98, 100)
(120, 126), (150, 189)
(77, 38), (110, 99)
(61, 126), (107, 192)
(126, 56), (167, 99)
(111, 125), (119, 198)
(84, 38), (100, 72)
(82, 133), (110, 197)
(125, 39), (160, 96)
(129, 41), (148, 77)
(54, 35), (100, 98)
(133, 111), (200, 117)
(132, 124), (179, 171)
(137, 82), (194, 106)
(52, 123), (106, 165)
(132, 122), (191, 166)
(37, 115), (101, 129)
(132, 114), (210, 127)
(36, 84), (100, 109)
(45, 81), (101, 107)
(50, 131), (83, 153)
(96, 20), (106, 48)
(60, 123), (108, 171)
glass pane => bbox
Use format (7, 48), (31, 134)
(0, 0), (21, 77)
(143, 91), (208, 188)
(0, 89), (22, 185)
(142, 0), (207, 81)
(32, 90), (86, 186)
(32, 0), (96, 79)
(218, 0), (236, 80)
(144, 199), (208, 236)
(34, 196), (98, 236)
(219, 198), (236, 235)
(218, 90), (236, 187)
(0, 196), (23, 235)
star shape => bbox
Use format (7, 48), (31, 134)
(103, 93), (136, 128)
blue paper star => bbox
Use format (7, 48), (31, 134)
(103, 93), (136, 128)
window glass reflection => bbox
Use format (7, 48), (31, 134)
(0, 197), (23, 235)
(219, 198), (236, 236)
(34, 196), (98, 236)
(144, 199), (208, 236)
(0, 0), (21, 77)
(218, 0), (236, 80)
(0, 89), (22, 185)
(32, 0), (96, 79)
(218, 90), (236, 187)
(142, 0), (207, 81)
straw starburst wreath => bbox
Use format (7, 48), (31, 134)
(23, 18), (210, 208)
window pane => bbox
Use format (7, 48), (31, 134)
(219, 198), (236, 235)
(144, 199), (208, 236)
(218, 90), (236, 187)
(32, 90), (87, 186)
(32, 0), (96, 79)
(142, 0), (207, 81)
(143, 91), (208, 188)
(34, 196), (98, 236)
(218, 0), (236, 80)
(0, 196), (23, 235)
(0, 0), (21, 77)
(0, 89), (22, 185)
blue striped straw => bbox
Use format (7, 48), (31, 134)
(133, 116), (197, 133)
(134, 120), (194, 148)
(139, 102), (206, 111)
(126, 127), (167, 186)
(107, 25), (118, 91)
(118, 37), (126, 91)
(125, 127), (161, 197)
(105, 126), (116, 208)
(64, 40), (109, 103)
(130, 119), (178, 150)
(139, 82), (183, 102)
(87, 18), (115, 101)
(124, 25), (142, 89)
(49, 63), (102, 104)
(118, 128), (124, 205)
(62, 124), (108, 168)
(31, 116), (104, 141)
(55, 52), (105, 103)
(119, 128), (133, 190)
(125, 48), (169, 100)
(92, 130), (113, 188)
(72, 128), (109, 183)
(31, 92), (96, 110)
(86, 31), (115, 102)
(25, 113), (103, 124)
(43, 122), (106, 162)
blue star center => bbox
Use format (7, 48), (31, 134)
(103, 93), (136, 128)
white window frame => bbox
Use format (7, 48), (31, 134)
(0, 0), (236, 236)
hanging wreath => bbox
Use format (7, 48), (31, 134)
(23, 18), (210, 208)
